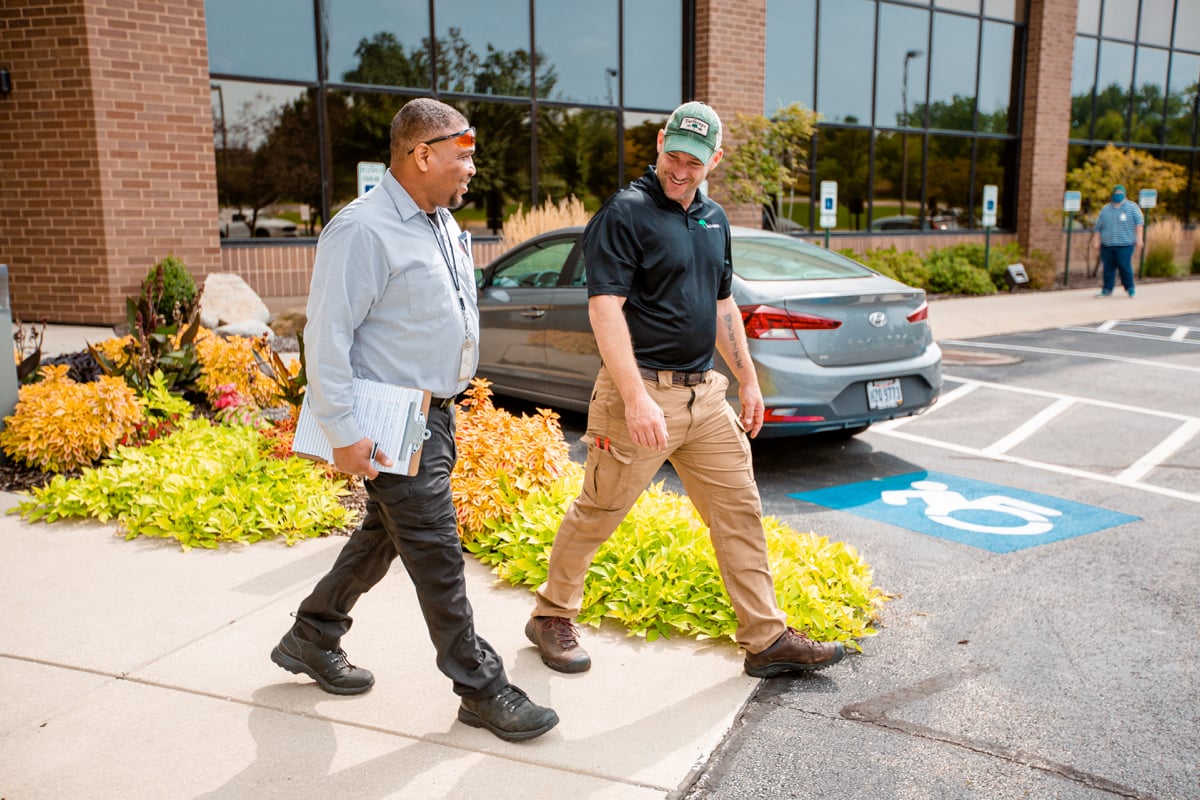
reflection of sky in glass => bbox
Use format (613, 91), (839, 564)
(978, 21), (1013, 129)
(325, 0), (429, 85)
(935, 0), (979, 12)
(1138, 0), (1174, 47)
(929, 12), (978, 125)
(536, 0), (618, 104)
(1177, 2), (1200, 51)
(1072, 36), (1097, 97)
(983, 0), (1019, 22)
(210, 80), (307, 150)
(1097, 40), (1133, 94)
(1076, 0), (1100, 35)
(765, 0), (815, 112)
(1133, 46), (1168, 142)
(1101, 1), (1137, 41)
(205, 0), (317, 80)
(436, 0), (528, 95)
(624, 2), (682, 110)
(875, 3), (929, 129)
(1136, 46), (1169, 93)
(817, 0), (875, 124)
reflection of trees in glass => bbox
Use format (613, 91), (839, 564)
(538, 108), (617, 208)
(816, 128), (869, 231)
(624, 120), (660, 177)
(1166, 81), (1199, 146)
(1067, 143), (1187, 223)
(214, 87), (319, 231)
(926, 135), (972, 224)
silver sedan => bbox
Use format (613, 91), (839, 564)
(474, 226), (942, 438)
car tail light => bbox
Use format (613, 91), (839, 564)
(906, 302), (929, 323)
(740, 305), (841, 340)
(763, 408), (826, 423)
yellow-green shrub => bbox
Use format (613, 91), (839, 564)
(1144, 216), (1183, 277)
(196, 333), (282, 407)
(451, 378), (571, 540)
(0, 365), (144, 472)
(465, 466), (886, 648)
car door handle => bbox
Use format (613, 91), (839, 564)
(521, 308), (547, 319)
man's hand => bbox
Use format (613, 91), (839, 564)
(332, 437), (393, 479)
(738, 382), (765, 439)
(625, 391), (669, 451)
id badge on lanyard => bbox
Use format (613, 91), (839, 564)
(459, 335), (475, 383)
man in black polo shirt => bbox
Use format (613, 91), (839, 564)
(524, 101), (846, 679)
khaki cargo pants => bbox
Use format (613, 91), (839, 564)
(533, 366), (788, 653)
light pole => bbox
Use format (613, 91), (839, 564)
(900, 49), (922, 218)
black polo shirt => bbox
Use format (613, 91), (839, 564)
(583, 166), (733, 373)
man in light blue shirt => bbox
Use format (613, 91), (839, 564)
(271, 98), (558, 743)
(1091, 184), (1144, 298)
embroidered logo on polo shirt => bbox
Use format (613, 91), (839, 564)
(696, 219), (721, 231)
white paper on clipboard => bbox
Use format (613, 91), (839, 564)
(291, 379), (432, 476)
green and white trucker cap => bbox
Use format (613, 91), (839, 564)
(663, 101), (722, 163)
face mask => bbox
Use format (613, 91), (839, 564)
(1112, 193), (1125, 203)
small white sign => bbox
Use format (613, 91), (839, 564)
(357, 162), (386, 197)
(982, 184), (998, 228)
(819, 180), (838, 229)
(1063, 190), (1081, 213)
(1138, 189), (1157, 209)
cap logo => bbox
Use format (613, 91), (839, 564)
(678, 116), (710, 136)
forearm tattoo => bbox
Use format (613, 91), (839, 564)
(719, 310), (747, 371)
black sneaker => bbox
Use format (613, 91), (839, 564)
(270, 629), (375, 695)
(458, 684), (559, 742)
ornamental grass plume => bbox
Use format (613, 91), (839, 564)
(499, 195), (591, 250)
(1144, 216), (1183, 277)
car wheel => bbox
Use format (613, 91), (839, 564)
(255, 228), (271, 237)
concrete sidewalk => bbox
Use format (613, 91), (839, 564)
(2, 279), (1198, 799)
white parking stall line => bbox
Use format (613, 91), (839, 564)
(875, 380), (980, 432)
(1096, 320), (1120, 332)
(939, 340), (1200, 372)
(1058, 325), (1200, 345)
(1116, 418), (1200, 484)
(981, 397), (1076, 456)
(870, 376), (1200, 505)
(1170, 327), (1190, 342)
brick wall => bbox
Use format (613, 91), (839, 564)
(1016, 0), (1078, 270)
(693, 0), (766, 227)
(0, 0), (219, 325)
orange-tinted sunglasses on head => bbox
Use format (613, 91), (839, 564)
(408, 127), (476, 154)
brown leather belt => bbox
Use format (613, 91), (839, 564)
(638, 366), (709, 386)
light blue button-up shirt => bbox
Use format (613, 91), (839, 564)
(304, 168), (479, 449)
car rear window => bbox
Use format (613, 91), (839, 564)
(732, 237), (875, 281)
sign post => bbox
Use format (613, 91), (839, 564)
(819, 181), (838, 248)
(1137, 188), (1157, 278)
(1062, 190), (1081, 286)
(981, 184), (998, 270)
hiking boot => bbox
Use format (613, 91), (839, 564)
(458, 684), (559, 742)
(744, 627), (846, 678)
(1095, 291), (1112, 297)
(271, 628), (375, 695)
(525, 616), (591, 673)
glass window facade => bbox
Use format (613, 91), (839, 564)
(206, 0), (687, 239)
(767, 0), (1023, 233)
(1071, 0), (1200, 223)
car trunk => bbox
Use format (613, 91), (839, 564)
(781, 291), (929, 367)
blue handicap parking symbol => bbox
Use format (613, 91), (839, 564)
(790, 471), (1139, 553)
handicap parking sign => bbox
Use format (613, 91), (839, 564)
(790, 471), (1139, 553)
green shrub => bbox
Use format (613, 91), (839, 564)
(13, 418), (354, 550)
(853, 247), (931, 289)
(1143, 217), (1183, 277)
(1022, 248), (1058, 289)
(142, 255), (198, 320)
(924, 251), (997, 295)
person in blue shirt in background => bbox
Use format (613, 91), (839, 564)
(1091, 184), (1144, 298)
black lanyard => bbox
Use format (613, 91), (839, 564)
(426, 211), (461, 294)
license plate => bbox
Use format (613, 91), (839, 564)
(867, 378), (903, 410)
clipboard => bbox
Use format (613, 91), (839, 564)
(291, 378), (432, 476)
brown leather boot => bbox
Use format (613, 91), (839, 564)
(743, 627), (845, 677)
(525, 615), (591, 673)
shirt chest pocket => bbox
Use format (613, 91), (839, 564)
(401, 263), (452, 321)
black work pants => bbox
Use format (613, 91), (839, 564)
(292, 405), (508, 700)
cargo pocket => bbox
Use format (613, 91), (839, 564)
(580, 432), (639, 512)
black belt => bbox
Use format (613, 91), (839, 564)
(637, 367), (709, 386)
(432, 395), (459, 409)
